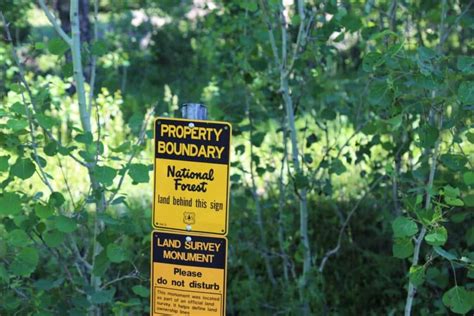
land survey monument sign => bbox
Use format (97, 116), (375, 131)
(153, 117), (231, 235)
(151, 231), (227, 315)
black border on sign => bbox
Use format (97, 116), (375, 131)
(152, 117), (231, 236)
(150, 231), (228, 316)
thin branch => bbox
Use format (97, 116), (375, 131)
(258, 0), (282, 68)
(404, 112), (443, 316)
(279, 3), (288, 70)
(37, 0), (72, 46)
(57, 156), (77, 209)
(286, 3), (316, 76)
(106, 106), (155, 206)
(68, 235), (93, 271)
(277, 121), (290, 282)
(441, 0), (474, 46)
(100, 271), (140, 289)
(310, 124), (363, 181)
(88, 0), (99, 113)
(318, 173), (386, 272)
(32, 230), (85, 294)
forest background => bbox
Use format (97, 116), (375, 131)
(0, 0), (473, 315)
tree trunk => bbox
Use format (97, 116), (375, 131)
(56, 0), (91, 81)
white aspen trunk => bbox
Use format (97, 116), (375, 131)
(70, 0), (91, 133)
(281, 75), (311, 315)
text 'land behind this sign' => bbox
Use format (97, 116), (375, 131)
(153, 117), (231, 235)
(151, 231), (227, 316)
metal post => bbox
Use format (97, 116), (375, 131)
(180, 103), (207, 241)
(180, 103), (208, 120)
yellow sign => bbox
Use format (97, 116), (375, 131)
(150, 230), (227, 316)
(153, 118), (231, 235)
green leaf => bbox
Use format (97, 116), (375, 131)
(33, 277), (64, 291)
(417, 125), (439, 148)
(467, 227), (474, 246)
(11, 158), (36, 180)
(425, 226), (448, 246)
(409, 265), (426, 286)
(362, 52), (384, 72)
(31, 153), (47, 168)
(230, 174), (241, 182)
(62, 62), (73, 77)
(442, 286), (473, 314)
(418, 46), (436, 60)
(6, 118), (28, 131)
(107, 244), (126, 263)
(440, 154), (467, 171)
(49, 192), (65, 207)
(10, 247), (39, 277)
(35, 42), (46, 50)
(239, 0), (257, 11)
(463, 172), (474, 186)
(58, 145), (76, 156)
(90, 288), (116, 304)
(8, 229), (30, 247)
(251, 132), (265, 147)
(0, 264), (9, 283)
(457, 56), (474, 74)
(94, 166), (117, 186)
(0, 155), (9, 172)
(0, 192), (22, 216)
(44, 142), (58, 156)
(369, 29), (398, 41)
(36, 114), (57, 129)
(54, 216), (77, 233)
(92, 251), (110, 276)
(393, 238), (414, 259)
(330, 159), (347, 175)
(368, 81), (392, 107)
(0, 240), (6, 258)
(35, 203), (54, 219)
(43, 230), (65, 248)
(444, 185), (460, 198)
(467, 267), (474, 279)
(433, 246), (457, 261)
(294, 171), (309, 189)
(132, 285), (149, 298)
(74, 132), (93, 144)
(321, 108), (337, 120)
(451, 211), (468, 223)
(458, 81), (474, 104)
(465, 194), (474, 207)
(443, 186), (463, 206)
(128, 164), (150, 183)
(445, 197), (464, 206)
(48, 37), (69, 55)
(306, 134), (319, 148)
(339, 14), (362, 32)
(392, 217), (418, 238)
(467, 132), (474, 144)
(91, 40), (108, 56)
(111, 141), (131, 153)
(387, 114), (402, 130)
(10, 102), (27, 115)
